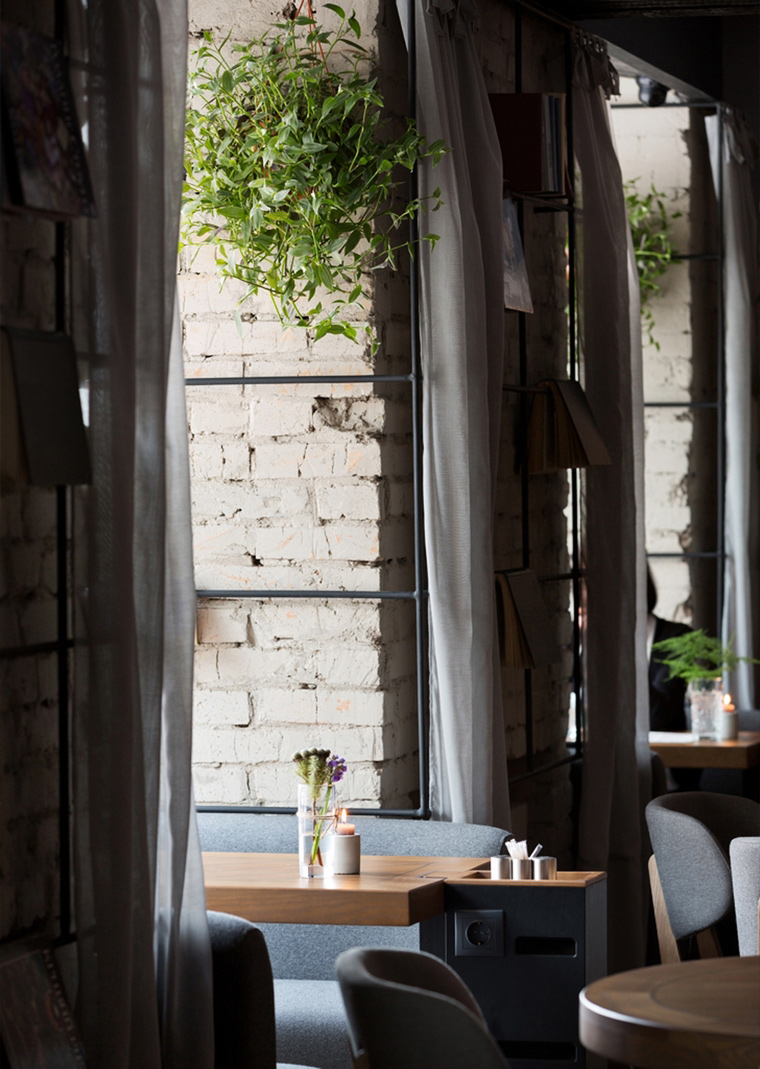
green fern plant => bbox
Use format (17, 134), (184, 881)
(651, 628), (758, 684)
(181, 6), (445, 351)
(624, 181), (681, 350)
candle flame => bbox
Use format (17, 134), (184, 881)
(340, 808), (349, 823)
(723, 693), (733, 708)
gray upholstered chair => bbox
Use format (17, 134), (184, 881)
(729, 837), (760, 956)
(199, 814), (511, 1069)
(208, 911), (316, 1069)
(336, 947), (510, 1069)
(645, 792), (760, 961)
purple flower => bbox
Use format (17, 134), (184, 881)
(327, 755), (347, 784)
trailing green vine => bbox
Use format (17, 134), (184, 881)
(624, 181), (681, 350)
(181, 6), (445, 351)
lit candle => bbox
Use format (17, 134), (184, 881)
(719, 694), (738, 741)
(336, 808), (355, 835)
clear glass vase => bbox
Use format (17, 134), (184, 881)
(685, 678), (722, 740)
(297, 783), (337, 878)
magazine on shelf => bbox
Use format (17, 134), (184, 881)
(0, 21), (95, 219)
(502, 198), (533, 313)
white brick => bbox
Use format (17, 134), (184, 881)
(316, 484), (380, 521)
(192, 764), (250, 805)
(196, 604), (249, 644)
(240, 321), (309, 356)
(193, 524), (249, 558)
(195, 689), (251, 725)
(323, 525), (380, 561)
(217, 646), (317, 685)
(300, 443), (342, 477)
(251, 399), (312, 437)
(318, 647), (383, 688)
(222, 441), (251, 480)
(185, 319), (246, 357)
(249, 763), (301, 806)
(256, 528), (315, 561)
(189, 401), (248, 435)
(194, 649), (219, 684)
(254, 443), (305, 478)
(256, 688), (317, 723)
(191, 440), (225, 480)
(345, 441), (382, 476)
(317, 690), (385, 726)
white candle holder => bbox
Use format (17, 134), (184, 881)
(325, 832), (361, 875)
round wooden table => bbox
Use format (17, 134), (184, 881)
(579, 956), (760, 1068)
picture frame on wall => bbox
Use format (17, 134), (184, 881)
(0, 21), (95, 220)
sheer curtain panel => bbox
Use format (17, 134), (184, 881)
(706, 111), (758, 711)
(572, 32), (651, 973)
(69, 0), (214, 1065)
(396, 0), (509, 827)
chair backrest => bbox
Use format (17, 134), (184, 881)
(645, 792), (760, 945)
(335, 947), (510, 1069)
(730, 837), (760, 956)
(199, 814), (511, 979)
(207, 911), (277, 1069)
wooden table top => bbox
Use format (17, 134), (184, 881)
(579, 955), (760, 1069)
(648, 731), (760, 769)
(203, 852), (478, 926)
(202, 853), (606, 925)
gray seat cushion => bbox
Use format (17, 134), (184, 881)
(274, 979), (351, 1069)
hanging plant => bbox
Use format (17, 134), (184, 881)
(624, 181), (681, 350)
(181, 5), (445, 351)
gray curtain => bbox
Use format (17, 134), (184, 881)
(396, 0), (509, 827)
(705, 111), (758, 710)
(69, 0), (214, 1064)
(572, 31), (651, 973)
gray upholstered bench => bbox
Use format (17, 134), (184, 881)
(198, 812), (511, 1069)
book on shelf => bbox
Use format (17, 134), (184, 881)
(495, 569), (558, 669)
(1, 328), (91, 486)
(0, 22), (95, 219)
(488, 92), (566, 195)
(527, 378), (611, 474)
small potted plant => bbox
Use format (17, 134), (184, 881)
(651, 629), (757, 738)
(293, 748), (346, 878)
